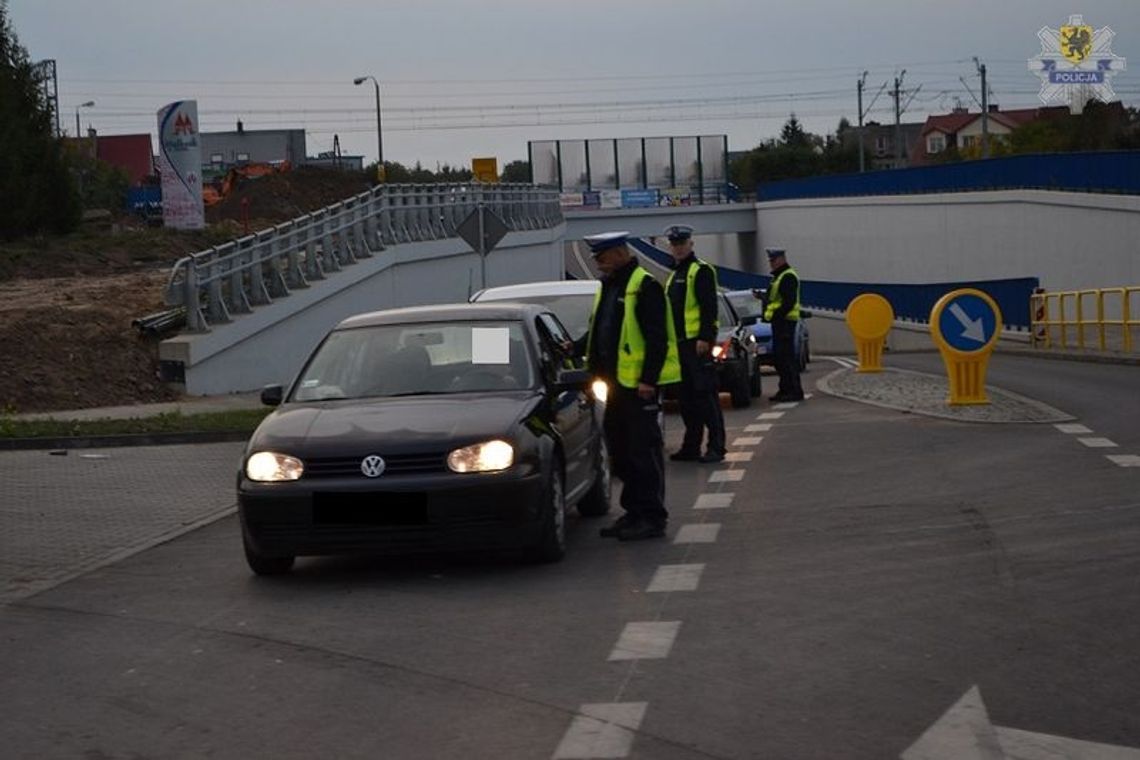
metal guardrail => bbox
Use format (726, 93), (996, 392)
(164, 183), (563, 332)
(1031, 286), (1138, 353)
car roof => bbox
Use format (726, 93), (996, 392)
(473, 279), (600, 301)
(336, 302), (549, 330)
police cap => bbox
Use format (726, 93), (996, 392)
(664, 224), (694, 242)
(584, 231), (630, 257)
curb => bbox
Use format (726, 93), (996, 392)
(0, 430), (252, 452)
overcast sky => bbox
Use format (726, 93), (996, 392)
(8, 0), (1138, 169)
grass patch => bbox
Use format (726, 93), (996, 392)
(0, 408), (273, 439)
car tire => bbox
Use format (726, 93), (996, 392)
(577, 437), (611, 517)
(730, 360), (751, 408)
(799, 340), (810, 373)
(529, 463), (566, 563)
(243, 535), (295, 576)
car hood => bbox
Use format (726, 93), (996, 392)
(750, 322), (773, 340)
(249, 392), (541, 456)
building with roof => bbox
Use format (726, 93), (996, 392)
(910, 105), (1071, 165)
(843, 121), (925, 170)
(199, 122), (306, 168)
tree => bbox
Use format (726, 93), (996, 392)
(779, 113), (811, 149)
(500, 160), (531, 183)
(0, 0), (80, 239)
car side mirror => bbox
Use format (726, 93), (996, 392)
(260, 384), (284, 407)
(739, 315), (759, 327)
(554, 368), (591, 393)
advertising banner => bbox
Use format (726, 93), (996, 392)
(599, 189), (622, 209)
(620, 189), (659, 208)
(157, 100), (204, 230)
(559, 192), (585, 209)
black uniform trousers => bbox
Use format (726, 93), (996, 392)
(603, 384), (668, 527)
(677, 339), (726, 456)
(772, 320), (803, 399)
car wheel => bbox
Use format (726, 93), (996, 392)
(749, 358), (763, 397)
(529, 462), (566, 563)
(799, 340), (810, 373)
(243, 535), (295, 576)
(577, 436), (611, 517)
(730, 359), (751, 408)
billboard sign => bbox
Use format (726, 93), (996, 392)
(157, 100), (204, 230)
(620, 189), (659, 208)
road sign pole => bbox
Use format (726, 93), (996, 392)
(478, 203), (487, 290)
(929, 288), (1002, 405)
(845, 293), (894, 372)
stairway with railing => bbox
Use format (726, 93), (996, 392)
(163, 183), (562, 333)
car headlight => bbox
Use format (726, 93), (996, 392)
(591, 379), (608, 403)
(246, 451), (304, 482)
(448, 439), (514, 473)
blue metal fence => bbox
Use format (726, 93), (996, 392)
(757, 151), (1140, 202)
(626, 237), (1038, 329)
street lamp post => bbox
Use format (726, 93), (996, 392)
(353, 75), (384, 181)
(75, 100), (94, 139)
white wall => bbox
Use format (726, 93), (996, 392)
(162, 226), (565, 395)
(755, 190), (1140, 291)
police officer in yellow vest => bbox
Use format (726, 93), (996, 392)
(663, 224), (726, 464)
(763, 247), (804, 402)
(582, 231), (681, 541)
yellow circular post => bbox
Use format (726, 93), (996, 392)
(845, 294), (894, 372)
(929, 288), (1003, 406)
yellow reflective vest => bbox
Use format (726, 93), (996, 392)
(764, 266), (801, 322)
(588, 267), (681, 389)
(665, 257), (719, 339)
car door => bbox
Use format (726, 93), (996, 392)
(535, 313), (594, 497)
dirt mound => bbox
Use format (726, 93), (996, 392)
(0, 167), (372, 413)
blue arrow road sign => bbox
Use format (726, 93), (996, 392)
(937, 292), (998, 352)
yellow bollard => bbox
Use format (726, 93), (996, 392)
(845, 294), (895, 372)
(930, 288), (1003, 405)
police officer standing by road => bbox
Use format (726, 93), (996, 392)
(763, 247), (804, 402)
(663, 224), (726, 464)
(581, 231), (681, 541)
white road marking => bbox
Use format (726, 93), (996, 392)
(746, 423), (772, 432)
(732, 436), (763, 446)
(647, 563), (705, 592)
(1107, 455), (1140, 467)
(693, 493), (733, 510)
(552, 702), (648, 759)
(724, 451), (753, 462)
(674, 524), (721, 544)
(1055, 423), (1094, 434)
(708, 470), (744, 483)
(772, 402), (799, 410)
(1079, 437), (1118, 448)
(805, 393), (814, 399)
(756, 412), (785, 420)
(608, 621), (681, 661)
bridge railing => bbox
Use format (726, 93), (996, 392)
(1032, 286), (1138, 353)
(163, 183), (563, 332)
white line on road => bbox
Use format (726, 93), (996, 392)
(693, 493), (734, 510)
(732, 436), (762, 446)
(1106, 455), (1140, 467)
(723, 451), (753, 462)
(1055, 423), (1094, 434)
(1079, 437), (1118, 448)
(647, 563), (705, 592)
(674, 524), (721, 544)
(608, 622), (682, 661)
(708, 470), (744, 483)
(756, 412), (785, 420)
(552, 702), (648, 759)
(746, 423), (773, 432)
(772, 402), (799, 410)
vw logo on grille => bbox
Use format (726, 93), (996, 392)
(360, 455), (386, 478)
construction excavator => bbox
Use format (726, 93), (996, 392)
(202, 161), (292, 206)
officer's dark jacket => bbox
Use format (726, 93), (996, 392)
(586, 259), (669, 386)
(768, 262), (800, 322)
(667, 254), (718, 344)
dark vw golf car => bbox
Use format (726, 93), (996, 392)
(238, 303), (610, 574)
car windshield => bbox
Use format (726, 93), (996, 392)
(478, 293), (595, 342)
(290, 320), (535, 401)
(727, 292), (762, 319)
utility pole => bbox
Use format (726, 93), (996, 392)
(892, 70), (906, 165)
(975, 57), (989, 159)
(857, 72), (866, 173)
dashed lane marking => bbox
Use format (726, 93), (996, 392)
(1106, 455), (1140, 467)
(756, 412), (785, 420)
(1055, 423), (1094, 434)
(552, 702), (648, 759)
(674, 524), (721, 544)
(723, 451), (753, 462)
(1079, 437), (1118, 448)
(708, 470), (744, 483)
(646, 563), (705, 593)
(772, 402), (799, 410)
(693, 493), (734, 510)
(732, 436), (762, 446)
(746, 423), (772, 432)
(608, 622), (682, 661)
